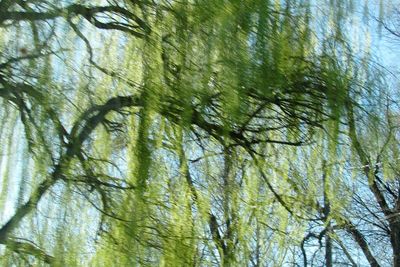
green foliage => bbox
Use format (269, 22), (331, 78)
(0, 0), (396, 266)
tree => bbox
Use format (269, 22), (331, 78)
(0, 0), (393, 266)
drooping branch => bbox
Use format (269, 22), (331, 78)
(0, 4), (150, 37)
(0, 87), (327, 252)
(0, 177), (57, 244)
(346, 102), (392, 218)
(5, 237), (55, 264)
(343, 221), (381, 267)
(0, 93), (143, 262)
(178, 146), (228, 262)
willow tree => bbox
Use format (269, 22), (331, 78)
(0, 0), (390, 266)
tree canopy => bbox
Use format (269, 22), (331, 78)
(0, 0), (399, 266)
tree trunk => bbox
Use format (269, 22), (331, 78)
(390, 222), (400, 267)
